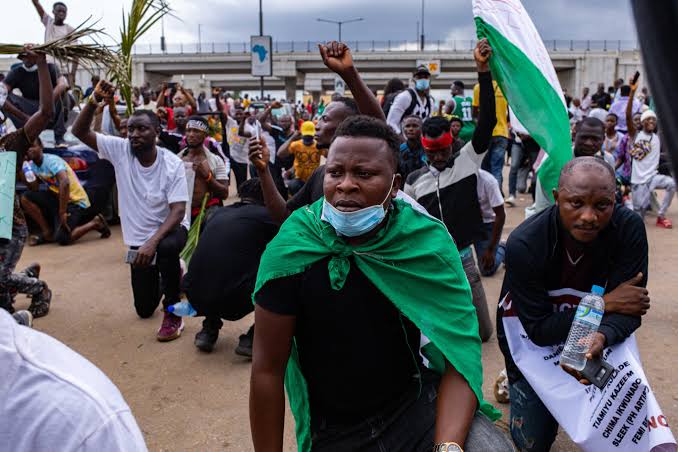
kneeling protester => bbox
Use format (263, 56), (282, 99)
(249, 116), (511, 452)
(497, 157), (676, 452)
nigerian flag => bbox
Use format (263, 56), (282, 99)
(473, 0), (572, 200)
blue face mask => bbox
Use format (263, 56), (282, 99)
(415, 78), (430, 91)
(321, 177), (395, 237)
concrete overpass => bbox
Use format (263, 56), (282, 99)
(129, 40), (644, 101)
(1, 40), (644, 101)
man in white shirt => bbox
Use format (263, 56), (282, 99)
(72, 81), (190, 341)
(0, 308), (147, 451)
(474, 169), (506, 277)
(628, 110), (675, 228)
(386, 64), (434, 134)
(30, 0), (77, 85)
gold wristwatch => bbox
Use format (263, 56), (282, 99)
(433, 442), (463, 452)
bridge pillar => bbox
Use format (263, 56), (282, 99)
(284, 76), (296, 102)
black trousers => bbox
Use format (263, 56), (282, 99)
(130, 226), (187, 318)
(188, 279), (254, 330)
(230, 161), (248, 194)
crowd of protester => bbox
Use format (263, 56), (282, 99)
(0, 2), (675, 451)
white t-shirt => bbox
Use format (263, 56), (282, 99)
(387, 89), (434, 134)
(42, 15), (75, 65)
(0, 310), (147, 451)
(630, 130), (661, 185)
(477, 169), (504, 223)
(225, 116), (250, 164)
(96, 134), (189, 246)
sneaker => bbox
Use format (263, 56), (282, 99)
(235, 325), (254, 358)
(54, 138), (68, 149)
(494, 369), (510, 404)
(505, 195), (516, 207)
(28, 288), (52, 319)
(12, 310), (33, 327)
(657, 216), (673, 229)
(22, 262), (41, 279)
(194, 326), (219, 352)
(157, 311), (184, 342)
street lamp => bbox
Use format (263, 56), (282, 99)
(420, 0), (425, 50)
(316, 18), (364, 42)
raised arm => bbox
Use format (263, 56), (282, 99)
(31, 0), (46, 21)
(626, 77), (639, 138)
(319, 42), (385, 121)
(53, 74), (69, 103)
(277, 132), (300, 160)
(22, 47), (54, 143)
(107, 98), (122, 131)
(72, 80), (116, 151)
(249, 138), (290, 224)
(470, 39), (496, 154)
(180, 86), (197, 111)
(157, 83), (169, 108)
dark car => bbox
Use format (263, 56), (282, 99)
(17, 144), (117, 221)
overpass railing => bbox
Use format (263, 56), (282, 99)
(133, 39), (639, 55)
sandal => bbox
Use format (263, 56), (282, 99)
(28, 235), (50, 246)
(96, 214), (112, 239)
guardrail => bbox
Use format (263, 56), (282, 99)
(132, 39), (639, 55)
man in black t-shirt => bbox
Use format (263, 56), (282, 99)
(182, 178), (278, 356)
(2, 60), (70, 147)
(250, 116), (511, 452)
(497, 157), (651, 451)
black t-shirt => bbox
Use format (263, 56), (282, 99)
(183, 203), (279, 312)
(286, 164), (325, 211)
(4, 64), (59, 101)
(158, 130), (183, 154)
(255, 258), (423, 422)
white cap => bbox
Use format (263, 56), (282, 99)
(640, 110), (657, 123)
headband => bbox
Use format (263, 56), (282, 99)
(186, 119), (208, 132)
(421, 132), (453, 150)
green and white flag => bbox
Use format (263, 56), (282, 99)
(474, 0), (572, 200)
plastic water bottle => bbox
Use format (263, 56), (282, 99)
(22, 161), (36, 183)
(560, 285), (606, 371)
(167, 300), (197, 317)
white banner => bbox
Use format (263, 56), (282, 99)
(415, 59), (441, 76)
(501, 296), (676, 452)
(251, 36), (272, 77)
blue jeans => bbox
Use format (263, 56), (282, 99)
(311, 369), (514, 451)
(473, 222), (506, 277)
(482, 136), (509, 193)
(509, 378), (558, 452)
(508, 141), (524, 197)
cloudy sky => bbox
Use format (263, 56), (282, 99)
(2, 0), (637, 47)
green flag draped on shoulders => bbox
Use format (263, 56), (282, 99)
(253, 196), (500, 452)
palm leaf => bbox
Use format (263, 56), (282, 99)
(113, 0), (171, 116)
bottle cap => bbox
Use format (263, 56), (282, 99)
(591, 285), (605, 296)
(167, 305), (175, 313)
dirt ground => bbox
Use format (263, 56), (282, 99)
(14, 189), (678, 452)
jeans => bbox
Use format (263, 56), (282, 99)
(632, 174), (676, 217)
(0, 222), (46, 313)
(482, 136), (509, 193)
(7, 93), (66, 141)
(473, 222), (506, 277)
(130, 226), (187, 318)
(311, 369), (514, 452)
(508, 141), (524, 197)
(230, 161), (248, 194)
(459, 247), (493, 342)
(509, 378), (558, 452)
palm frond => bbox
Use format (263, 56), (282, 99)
(114, 0), (171, 115)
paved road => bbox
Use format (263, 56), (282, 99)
(15, 192), (678, 451)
